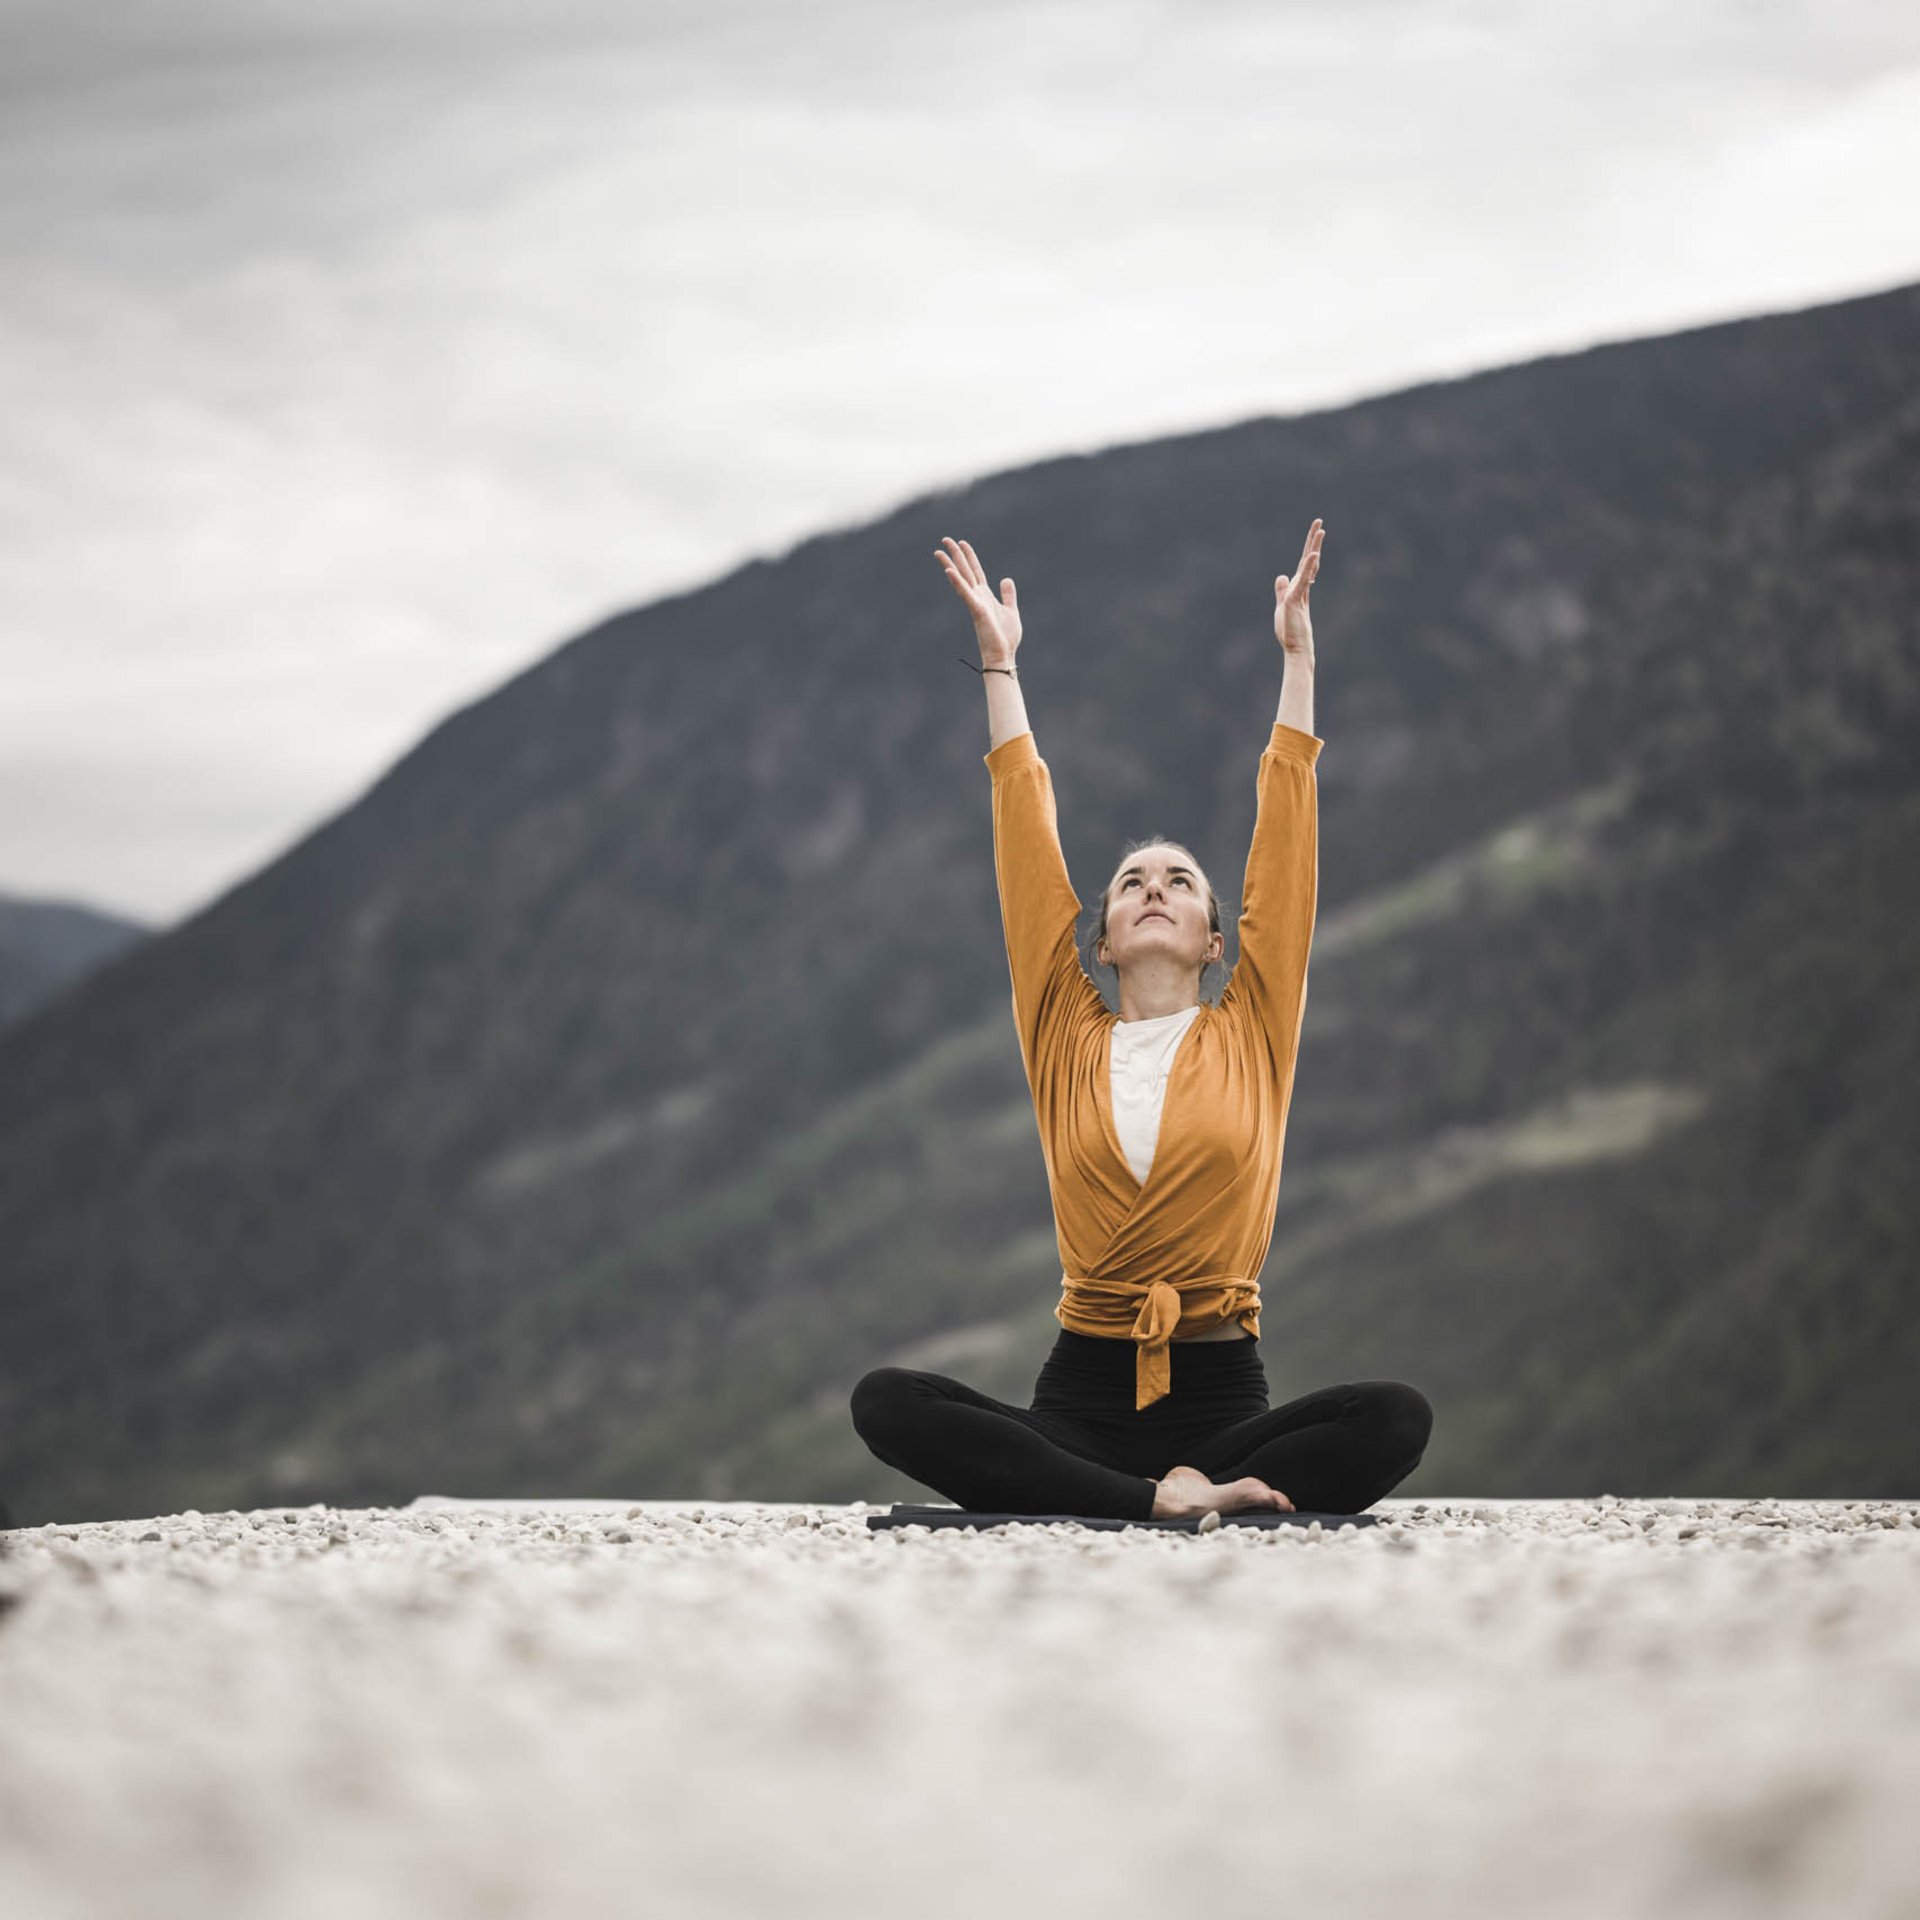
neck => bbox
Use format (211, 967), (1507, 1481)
(1115, 961), (1203, 1023)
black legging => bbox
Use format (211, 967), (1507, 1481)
(851, 1327), (1432, 1520)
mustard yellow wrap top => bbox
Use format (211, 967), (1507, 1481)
(985, 723), (1323, 1409)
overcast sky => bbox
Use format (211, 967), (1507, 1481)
(4, 0), (1917, 926)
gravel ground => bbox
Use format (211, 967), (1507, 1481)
(2, 1497), (1917, 1920)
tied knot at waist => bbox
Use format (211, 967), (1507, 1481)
(1056, 1274), (1262, 1409)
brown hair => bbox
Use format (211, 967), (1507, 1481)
(1083, 837), (1225, 992)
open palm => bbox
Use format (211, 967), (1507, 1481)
(1274, 518), (1324, 658)
(935, 536), (1022, 668)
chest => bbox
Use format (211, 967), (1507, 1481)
(1064, 1011), (1267, 1202)
(1107, 1010), (1197, 1118)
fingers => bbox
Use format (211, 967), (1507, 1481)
(935, 539), (1022, 633)
(934, 538), (988, 609)
(935, 536), (974, 585)
(933, 552), (975, 608)
(935, 535), (983, 589)
(1277, 519), (1325, 601)
(936, 535), (1013, 617)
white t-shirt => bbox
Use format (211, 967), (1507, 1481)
(1108, 1003), (1203, 1185)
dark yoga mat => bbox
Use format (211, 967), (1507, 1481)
(867, 1503), (1379, 1533)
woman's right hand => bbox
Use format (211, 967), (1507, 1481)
(935, 536), (1022, 670)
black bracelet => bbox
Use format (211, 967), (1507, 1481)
(958, 658), (1018, 678)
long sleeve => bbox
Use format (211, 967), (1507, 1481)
(984, 730), (1109, 1089)
(1217, 723), (1323, 1069)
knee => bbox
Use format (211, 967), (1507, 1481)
(849, 1367), (920, 1446)
(1356, 1381), (1433, 1465)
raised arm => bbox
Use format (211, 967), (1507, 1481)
(1219, 713), (1322, 1059)
(936, 534), (1105, 1085)
(1219, 519), (1326, 1063)
(984, 733), (1107, 1085)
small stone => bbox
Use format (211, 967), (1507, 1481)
(1196, 1511), (1223, 1534)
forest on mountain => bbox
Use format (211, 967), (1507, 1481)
(2, 281), (1916, 1525)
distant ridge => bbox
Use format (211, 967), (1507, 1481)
(0, 892), (149, 1031)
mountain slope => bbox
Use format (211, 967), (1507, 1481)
(2, 281), (1917, 1522)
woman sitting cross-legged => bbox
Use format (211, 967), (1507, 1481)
(850, 519), (1433, 1523)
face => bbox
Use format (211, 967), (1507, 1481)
(1097, 844), (1222, 980)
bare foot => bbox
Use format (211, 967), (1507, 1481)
(1151, 1464), (1295, 1520)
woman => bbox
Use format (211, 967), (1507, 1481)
(850, 520), (1433, 1522)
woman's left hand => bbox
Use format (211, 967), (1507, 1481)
(1274, 518), (1324, 661)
